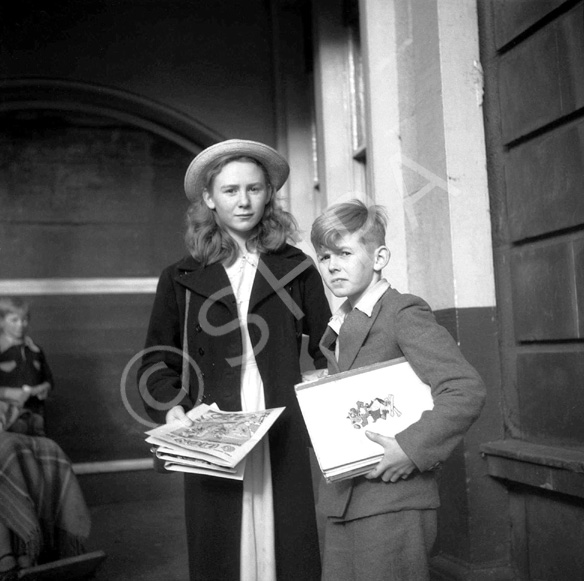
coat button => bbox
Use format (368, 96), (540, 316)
(198, 347), (205, 356)
(195, 324), (202, 332)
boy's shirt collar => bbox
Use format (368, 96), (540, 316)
(327, 278), (390, 334)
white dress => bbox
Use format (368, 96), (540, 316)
(224, 251), (276, 581)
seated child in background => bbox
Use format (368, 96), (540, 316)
(0, 297), (53, 436)
(310, 200), (486, 581)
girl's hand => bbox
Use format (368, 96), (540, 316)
(165, 405), (193, 426)
(0, 386), (30, 406)
(364, 431), (416, 483)
(24, 383), (51, 400)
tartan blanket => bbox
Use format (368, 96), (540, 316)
(0, 433), (91, 563)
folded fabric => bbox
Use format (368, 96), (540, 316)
(0, 399), (21, 432)
(0, 432), (91, 564)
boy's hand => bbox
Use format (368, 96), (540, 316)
(364, 431), (416, 483)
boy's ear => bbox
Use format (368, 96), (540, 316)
(373, 246), (390, 272)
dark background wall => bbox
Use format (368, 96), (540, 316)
(0, 0), (281, 463)
(0, 0), (277, 144)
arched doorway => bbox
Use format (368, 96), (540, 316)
(0, 80), (221, 465)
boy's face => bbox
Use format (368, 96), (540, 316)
(0, 311), (29, 343)
(316, 232), (388, 306)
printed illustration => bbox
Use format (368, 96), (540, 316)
(169, 409), (271, 448)
(346, 395), (402, 429)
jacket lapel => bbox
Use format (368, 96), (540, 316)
(319, 327), (340, 374)
(337, 308), (377, 371)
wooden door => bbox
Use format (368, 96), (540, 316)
(479, 1), (584, 579)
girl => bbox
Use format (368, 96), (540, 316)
(0, 297), (52, 436)
(138, 139), (331, 581)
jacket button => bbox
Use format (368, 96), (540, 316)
(198, 348), (205, 356)
(195, 324), (202, 332)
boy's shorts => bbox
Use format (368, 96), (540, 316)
(322, 508), (437, 581)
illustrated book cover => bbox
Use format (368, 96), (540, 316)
(295, 357), (433, 482)
(145, 403), (285, 480)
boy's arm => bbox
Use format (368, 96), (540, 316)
(392, 296), (486, 473)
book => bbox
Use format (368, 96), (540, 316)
(295, 357), (433, 482)
(145, 403), (285, 480)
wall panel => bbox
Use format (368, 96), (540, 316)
(525, 488), (584, 579)
(517, 351), (584, 445)
(493, 0), (565, 48)
(505, 123), (584, 241)
(511, 240), (580, 341)
(499, 4), (584, 143)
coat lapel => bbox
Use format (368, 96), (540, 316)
(174, 258), (237, 314)
(248, 252), (313, 316)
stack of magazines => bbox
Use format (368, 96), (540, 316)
(295, 358), (433, 482)
(145, 403), (285, 480)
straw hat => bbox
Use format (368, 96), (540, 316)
(184, 139), (290, 202)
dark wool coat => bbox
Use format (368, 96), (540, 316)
(138, 244), (331, 581)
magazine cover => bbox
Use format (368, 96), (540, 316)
(295, 357), (433, 481)
(145, 403), (285, 476)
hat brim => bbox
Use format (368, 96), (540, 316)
(184, 139), (290, 202)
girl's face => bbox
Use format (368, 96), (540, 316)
(203, 160), (271, 247)
(1, 311), (28, 343)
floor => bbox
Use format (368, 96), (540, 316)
(78, 453), (327, 581)
(80, 469), (189, 581)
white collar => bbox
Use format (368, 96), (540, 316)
(328, 278), (389, 334)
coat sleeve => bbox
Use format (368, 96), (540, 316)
(37, 347), (54, 388)
(137, 266), (194, 424)
(393, 295), (486, 472)
(299, 258), (331, 370)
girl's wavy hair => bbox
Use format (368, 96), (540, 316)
(184, 155), (298, 266)
(0, 297), (30, 319)
(311, 199), (387, 252)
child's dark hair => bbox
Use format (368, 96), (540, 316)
(311, 199), (387, 252)
(0, 297), (30, 319)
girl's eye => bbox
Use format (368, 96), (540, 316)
(318, 255), (330, 262)
(341, 251), (351, 257)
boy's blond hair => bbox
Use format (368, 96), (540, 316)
(311, 199), (387, 252)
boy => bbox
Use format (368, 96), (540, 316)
(311, 200), (485, 581)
